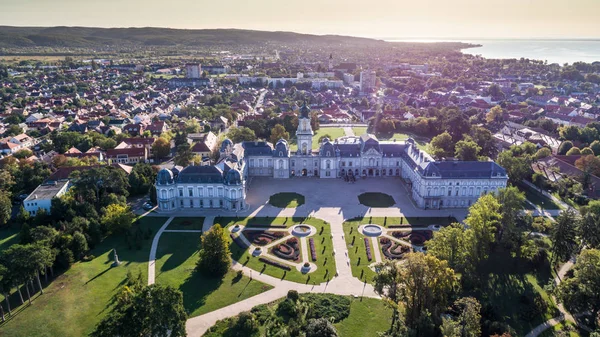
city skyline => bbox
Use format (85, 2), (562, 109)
(2, 0), (600, 39)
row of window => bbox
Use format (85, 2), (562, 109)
(426, 186), (496, 197)
(161, 187), (242, 199)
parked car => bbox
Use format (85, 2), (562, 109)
(143, 202), (154, 211)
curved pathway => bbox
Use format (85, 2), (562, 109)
(147, 216), (174, 285)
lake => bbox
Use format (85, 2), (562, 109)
(386, 38), (600, 65)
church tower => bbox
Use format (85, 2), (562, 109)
(328, 53), (333, 71)
(296, 101), (313, 155)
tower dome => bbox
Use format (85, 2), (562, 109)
(224, 169), (242, 185)
(157, 168), (174, 185)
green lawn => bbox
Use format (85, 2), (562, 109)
(268, 192), (305, 208)
(352, 127), (368, 136)
(289, 128), (346, 152)
(0, 227), (21, 252)
(0, 217), (168, 337)
(358, 192), (396, 207)
(216, 216), (305, 228)
(216, 217), (337, 284)
(519, 184), (562, 210)
(154, 232), (272, 317)
(539, 321), (581, 337)
(335, 297), (393, 336)
(167, 217), (205, 230)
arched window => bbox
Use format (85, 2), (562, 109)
(327, 151), (331, 157)
(161, 189), (167, 199)
(389, 169), (393, 175)
(326, 160), (331, 169)
(448, 188), (452, 196)
(279, 151), (283, 157)
(278, 159), (283, 169)
(369, 158), (374, 166)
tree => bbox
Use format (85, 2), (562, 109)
(374, 254), (457, 334)
(428, 131), (454, 159)
(454, 140), (481, 161)
(151, 137), (171, 161)
(453, 297), (482, 337)
(71, 231), (88, 260)
(590, 140), (600, 156)
(581, 147), (595, 156)
(306, 318), (338, 337)
(228, 126), (257, 143)
(535, 147), (552, 159)
(464, 194), (501, 267)
(174, 142), (194, 167)
(426, 223), (468, 270)
(91, 284), (187, 337)
(575, 155), (600, 177)
(497, 150), (532, 184)
(579, 213), (600, 249)
(197, 224), (231, 277)
(566, 147), (581, 156)
(560, 126), (581, 141)
(0, 192), (10, 227)
(486, 105), (504, 124)
(550, 209), (578, 264)
(556, 249), (600, 329)
(101, 203), (135, 234)
(558, 141), (574, 155)
(495, 187), (525, 244)
(270, 124), (290, 144)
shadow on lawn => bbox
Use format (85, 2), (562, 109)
(179, 271), (224, 314)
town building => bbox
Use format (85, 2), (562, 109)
(185, 64), (202, 79)
(23, 180), (70, 216)
(155, 103), (508, 212)
(360, 70), (377, 94)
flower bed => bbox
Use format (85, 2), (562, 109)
(388, 224), (412, 228)
(244, 230), (287, 246)
(272, 238), (301, 261)
(364, 237), (372, 261)
(391, 231), (411, 239)
(230, 233), (249, 249)
(380, 237), (410, 260)
(309, 237), (317, 261)
(259, 257), (291, 271)
(409, 231), (433, 245)
(246, 224), (287, 229)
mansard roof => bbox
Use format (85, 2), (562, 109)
(177, 165), (224, 184)
(242, 141), (273, 156)
(422, 161), (507, 179)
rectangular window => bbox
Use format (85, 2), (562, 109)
(291, 160), (295, 166)
(326, 171), (330, 177)
(178, 189), (183, 197)
(349, 161), (353, 167)
(315, 161), (318, 167)
(188, 188), (193, 197)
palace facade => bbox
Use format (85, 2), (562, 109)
(155, 103), (508, 212)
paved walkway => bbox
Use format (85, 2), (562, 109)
(343, 126), (354, 137)
(147, 217), (174, 285)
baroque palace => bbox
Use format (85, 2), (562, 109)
(156, 103), (508, 212)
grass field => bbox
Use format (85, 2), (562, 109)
(358, 192), (395, 207)
(0, 217), (168, 337)
(166, 217), (205, 230)
(0, 227), (21, 252)
(268, 192), (305, 208)
(289, 128), (346, 152)
(334, 297), (393, 336)
(216, 217), (337, 284)
(154, 232), (272, 317)
(519, 184), (562, 210)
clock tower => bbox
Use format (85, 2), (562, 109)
(296, 101), (313, 155)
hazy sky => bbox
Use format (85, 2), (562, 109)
(2, 0), (599, 39)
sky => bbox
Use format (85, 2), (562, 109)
(2, 0), (600, 39)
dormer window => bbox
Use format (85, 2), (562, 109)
(279, 151), (283, 157)
(327, 151), (331, 157)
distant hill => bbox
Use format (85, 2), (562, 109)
(0, 26), (385, 48)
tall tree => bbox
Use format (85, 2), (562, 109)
(454, 140), (481, 161)
(0, 192), (10, 227)
(91, 284), (187, 337)
(151, 137), (171, 161)
(228, 127), (257, 143)
(556, 249), (600, 329)
(495, 187), (525, 244)
(374, 254), (457, 335)
(426, 223), (468, 271)
(101, 203), (135, 234)
(270, 124), (290, 144)
(579, 212), (600, 249)
(174, 142), (194, 167)
(428, 131), (454, 159)
(197, 224), (231, 277)
(464, 194), (501, 267)
(550, 209), (579, 264)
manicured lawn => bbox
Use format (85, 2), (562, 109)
(353, 128), (429, 150)
(519, 184), (562, 210)
(335, 297), (393, 336)
(216, 217), (337, 284)
(358, 192), (396, 207)
(216, 216), (306, 228)
(154, 232), (272, 317)
(0, 217), (168, 337)
(467, 248), (560, 336)
(289, 128), (346, 152)
(166, 217), (205, 230)
(0, 227), (20, 252)
(343, 220), (378, 282)
(352, 127), (367, 136)
(268, 192), (305, 208)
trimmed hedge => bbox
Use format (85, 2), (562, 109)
(309, 237), (317, 261)
(364, 237), (372, 261)
(259, 257), (292, 271)
(231, 233), (249, 249)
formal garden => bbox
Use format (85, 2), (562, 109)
(357, 192), (396, 207)
(204, 291), (392, 337)
(215, 217), (337, 284)
(268, 192), (305, 208)
(342, 216), (450, 282)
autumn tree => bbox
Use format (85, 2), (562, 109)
(197, 224), (231, 277)
(270, 124), (290, 144)
(486, 105), (504, 124)
(575, 155), (600, 177)
(151, 137), (171, 161)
